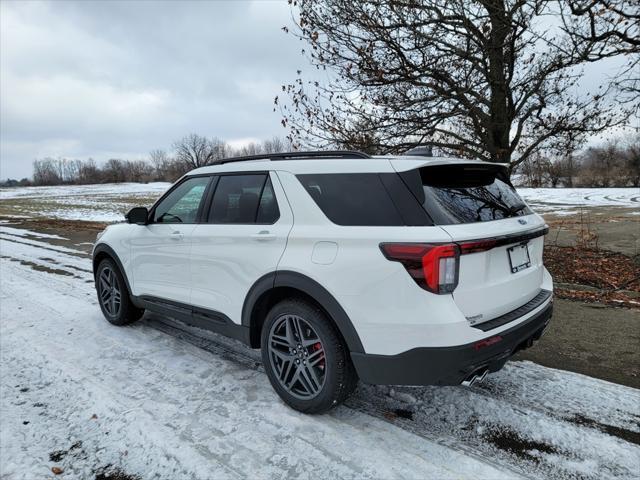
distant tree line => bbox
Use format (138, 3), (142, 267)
(0, 133), (637, 189)
(515, 134), (640, 187)
(1, 135), (292, 187)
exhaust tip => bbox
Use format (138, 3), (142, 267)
(461, 368), (489, 387)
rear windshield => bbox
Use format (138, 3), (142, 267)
(400, 164), (531, 225)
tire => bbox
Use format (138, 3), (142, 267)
(95, 258), (144, 326)
(261, 299), (358, 413)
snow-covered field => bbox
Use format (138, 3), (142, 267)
(0, 183), (637, 223)
(1, 225), (639, 479)
(0, 183), (171, 201)
(518, 188), (639, 216)
(0, 183), (170, 222)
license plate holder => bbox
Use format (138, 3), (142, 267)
(508, 243), (531, 273)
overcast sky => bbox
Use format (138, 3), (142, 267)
(1, 1), (632, 180)
(1, 0), (309, 179)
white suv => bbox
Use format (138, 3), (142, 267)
(93, 151), (553, 413)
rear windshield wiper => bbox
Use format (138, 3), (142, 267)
(508, 205), (527, 215)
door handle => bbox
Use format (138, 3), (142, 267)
(251, 230), (276, 241)
(170, 231), (184, 240)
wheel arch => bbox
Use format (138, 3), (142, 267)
(242, 270), (365, 353)
(93, 243), (133, 295)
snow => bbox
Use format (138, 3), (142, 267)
(0, 183), (170, 223)
(0, 235), (512, 480)
(518, 188), (639, 215)
(0, 225), (67, 240)
(42, 209), (127, 223)
(1, 227), (639, 479)
(0, 183), (171, 200)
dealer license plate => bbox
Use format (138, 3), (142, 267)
(507, 243), (531, 273)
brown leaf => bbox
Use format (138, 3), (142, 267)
(383, 411), (397, 420)
(51, 466), (64, 475)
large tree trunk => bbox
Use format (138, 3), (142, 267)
(485, 0), (513, 164)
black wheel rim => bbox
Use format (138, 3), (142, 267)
(98, 266), (122, 317)
(267, 314), (326, 400)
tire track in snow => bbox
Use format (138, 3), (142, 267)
(2, 232), (639, 479)
(106, 305), (640, 480)
(146, 316), (538, 480)
(1, 251), (515, 480)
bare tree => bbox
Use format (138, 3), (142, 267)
(332, 117), (381, 154)
(555, 154), (580, 187)
(545, 159), (564, 188)
(149, 149), (173, 180)
(562, 0), (639, 108)
(262, 136), (292, 153)
(280, 0), (627, 171)
(622, 134), (640, 187)
(580, 141), (623, 187)
(77, 158), (100, 184)
(235, 142), (263, 157)
(224, 137), (292, 158)
(517, 152), (550, 187)
(124, 160), (154, 183)
(32, 158), (61, 186)
(173, 133), (225, 169)
(102, 159), (127, 183)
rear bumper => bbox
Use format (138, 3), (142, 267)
(351, 300), (552, 386)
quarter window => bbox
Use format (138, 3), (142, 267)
(153, 176), (210, 224)
(297, 173), (404, 226)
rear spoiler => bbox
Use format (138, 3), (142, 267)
(389, 157), (509, 173)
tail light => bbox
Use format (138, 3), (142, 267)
(380, 243), (459, 294)
(458, 239), (497, 254)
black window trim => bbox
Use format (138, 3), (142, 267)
(203, 170), (281, 226)
(148, 174), (215, 225)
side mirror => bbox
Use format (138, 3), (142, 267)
(126, 207), (149, 225)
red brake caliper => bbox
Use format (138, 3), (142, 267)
(312, 342), (325, 369)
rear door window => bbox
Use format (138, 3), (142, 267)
(256, 177), (280, 223)
(400, 164), (531, 225)
(207, 174), (280, 224)
(297, 173), (404, 226)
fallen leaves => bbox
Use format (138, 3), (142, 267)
(555, 287), (640, 309)
(544, 246), (639, 290)
(544, 246), (640, 308)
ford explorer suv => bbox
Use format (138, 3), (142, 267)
(93, 150), (553, 413)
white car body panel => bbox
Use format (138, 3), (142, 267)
(128, 223), (196, 302)
(440, 214), (547, 321)
(189, 172), (293, 323)
(94, 155), (553, 359)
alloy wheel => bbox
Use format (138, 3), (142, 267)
(98, 266), (122, 317)
(267, 314), (326, 399)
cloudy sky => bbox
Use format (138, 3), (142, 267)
(1, 0), (309, 179)
(1, 1), (632, 180)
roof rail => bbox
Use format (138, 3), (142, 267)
(216, 150), (370, 165)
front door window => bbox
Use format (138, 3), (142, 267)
(153, 176), (210, 224)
